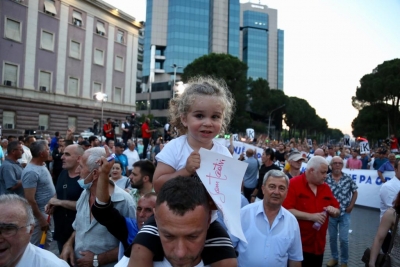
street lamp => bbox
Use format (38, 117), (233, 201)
(171, 64), (182, 98)
(268, 104), (285, 139)
(93, 92), (108, 139)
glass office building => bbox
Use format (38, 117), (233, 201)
(242, 10), (268, 80)
(277, 29), (284, 90)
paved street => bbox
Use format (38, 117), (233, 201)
(323, 206), (380, 267)
(49, 205), (379, 266)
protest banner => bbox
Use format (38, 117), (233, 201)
(214, 138), (264, 160)
(197, 148), (248, 242)
(359, 141), (370, 155)
(343, 134), (351, 148)
(232, 134), (239, 141)
(246, 128), (255, 141)
(299, 162), (389, 209)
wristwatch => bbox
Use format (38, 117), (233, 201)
(93, 254), (99, 267)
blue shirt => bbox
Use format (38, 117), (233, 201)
(243, 157), (259, 188)
(230, 201), (303, 267)
(378, 160), (395, 173)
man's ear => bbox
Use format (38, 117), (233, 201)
(143, 175), (149, 182)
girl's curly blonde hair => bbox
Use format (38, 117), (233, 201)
(169, 76), (235, 135)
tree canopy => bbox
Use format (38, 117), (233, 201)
(182, 53), (341, 141)
(352, 58), (400, 137)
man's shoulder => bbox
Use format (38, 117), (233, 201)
(19, 243), (69, 267)
(112, 185), (134, 204)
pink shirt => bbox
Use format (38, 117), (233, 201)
(346, 158), (362, 169)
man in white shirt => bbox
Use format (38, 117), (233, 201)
(0, 194), (69, 267)
(379, 159), (400, 253)
(18, 136), (35, 167)
(123, 140), (140, 176)
(231, 169), (302, 267)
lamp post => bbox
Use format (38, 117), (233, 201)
(93, 92), (108, 140)
(268, 104), (285, 139)
(171, 64), (182, 98)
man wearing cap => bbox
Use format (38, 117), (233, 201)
(115, 142), (129, 176)
(325, 156), (358, 267)
(286, 151), (305, 179)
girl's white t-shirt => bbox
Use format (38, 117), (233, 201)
(155, 135), (232, 223)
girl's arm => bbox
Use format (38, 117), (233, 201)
(153, 151), (200, 193)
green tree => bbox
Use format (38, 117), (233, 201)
(352, 58), (400, 134)
(351, 104), (391, 142)
(182, 53), (251, 132)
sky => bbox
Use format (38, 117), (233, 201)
(105, 0), (400, 136)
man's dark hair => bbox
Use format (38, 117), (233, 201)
(18, 136), (24, 142)
(133, 160), (155, 182)
(64, 140), (74, 146)
(265, 148), (275, 161)
(7, 141), (20, 154)
(55, 131), (60, 137)
(156, 176), (209, 216)
(88, 135), (98, 143)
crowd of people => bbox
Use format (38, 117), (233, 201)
(0, 76), (399, 267)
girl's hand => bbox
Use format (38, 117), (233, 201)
(185, 151), (200, 175)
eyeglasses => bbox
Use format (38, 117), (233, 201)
(0, 224), (30, 237)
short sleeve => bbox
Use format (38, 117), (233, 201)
(22, 171), (39, 189)
(3, 167), (18, 189)
(155, 141), (178, 169)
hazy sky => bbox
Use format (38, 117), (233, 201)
(105, 0), (400, 136)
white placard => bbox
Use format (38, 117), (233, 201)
(343, 134), (351, 148)
(197, 148), (248, 243)
(232, 134), (239, 142)
(246, 128), (255, 140)
(359, 141), (370, 155)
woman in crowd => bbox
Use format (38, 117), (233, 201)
(110, 162), (131, 192)
(369, 191), (400, 266)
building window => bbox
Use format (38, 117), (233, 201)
(5, 18), (21, 42)
(96, 21), (106, 36)
(68, 116), (77, 129)
(68, 77), (79, 96)
(3, 111), (15, 129)
(93, 82), (102, 92)
(39, 71), (51, 92)
(117, 30), (124, 44)
(40, 30), (54, 51)
(72, 11), (83, 27)
(38, 114), (49, 130)
(70, 40), (81, 59)
(115, 56), (124, 72)
(94, 49), (104, 65)
(114, 87), (122, 104)
(43, 0), (57, 16)
(3, 62), (18, 87)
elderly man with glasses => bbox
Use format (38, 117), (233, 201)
(325, 156), (358, 267)
(0, 194), (69, 267)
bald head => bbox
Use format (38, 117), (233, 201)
(314, 148), (324, 157)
